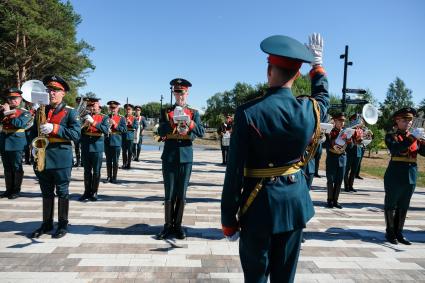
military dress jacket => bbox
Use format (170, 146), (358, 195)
(0, 108), (32, 151)
(31, 103), (81, 169)
(81, 114), (110, 153)
(158, 105), (205, 163)
(385, 130), (425, 185)
(122, 115), (139, 141)
(324, 127), (347, 167)
(221, 69), (329, 235)
(105, 114), (127, 147)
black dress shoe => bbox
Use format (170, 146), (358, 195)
(350, 188), (357, 193)
(0, 192), (11, 198)
(30, 223), (53, 238)
(174, 226), (186, 239)
(333, 202), (343, 209)
(326, 202), (334, 208)
(386, 233), (398, 245)
(156, 224), (173, 240)
(314, 174), (321, 178)
(78, 194), (89, 202)
(89, 196), (98, 202)
(355, 176), (364, 180)
(396, 233), (411, 245)
(8, 193), (19, 199)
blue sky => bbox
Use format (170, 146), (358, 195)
(72, 0), (425, 111)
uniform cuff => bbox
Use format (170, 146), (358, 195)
(52, 124), (60, 135)
(222, 225), (239, 237)
(309, 66), (326, 79)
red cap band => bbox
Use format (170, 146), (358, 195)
(174, 85), (189, 90)
(47, 81), (65, 91)
(7, 92), (21, 97)
(268, 55), (302, 70)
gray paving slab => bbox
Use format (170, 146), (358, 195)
(0, 147), (424, 282)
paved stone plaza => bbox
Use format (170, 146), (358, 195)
(0, 145), (425, 282)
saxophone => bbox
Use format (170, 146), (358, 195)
(32, 105), (49, 172)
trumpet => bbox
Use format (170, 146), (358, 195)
(173, 106), (190, 134)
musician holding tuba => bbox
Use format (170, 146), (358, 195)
(0, 88), (32, 199)
(132, 105), (147, 162)
(78, 98), (109, 202)
(383, 107), (425, 245)
(324, 112), (348, 209)
(30, 75), (81, 239)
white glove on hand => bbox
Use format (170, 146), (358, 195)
(40, 123), (54, 135)
(225, 231), (240, 242)
(306, 33), (324, 66)
(411, 128), (425, 139)
(83, 114), (94, 124)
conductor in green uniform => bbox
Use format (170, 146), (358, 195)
(384, 107), (425, 245)
(221, 34), (329, 283)
(156, 78), (205, 240)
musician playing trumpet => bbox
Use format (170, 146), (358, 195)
(324, 112), (348, 209)
(383, 107), (425, 245)
(344, 113), (364, 193)
(79, 98), (109, 201)
(104, 101), (127, 183)
(30, 75), (81, 239)
(0, 88), (32, 199)
(156, 78), (205, 240)
(122, 104), (138, 169)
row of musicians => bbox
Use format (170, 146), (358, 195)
(0, 84), (147, 202)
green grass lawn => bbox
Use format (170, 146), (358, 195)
(362, 166), (425, 187)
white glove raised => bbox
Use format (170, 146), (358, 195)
(306, 33), (324, 66)
(31, 147), (37, 157)
(225, 231), (240, 242)
(83, 114), (94, 124)
(40, 123), (54, 135)
(411, 128), (425, 139)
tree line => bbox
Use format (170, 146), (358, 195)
(201, 74), (425, 155)
(0, 0), (94, 106)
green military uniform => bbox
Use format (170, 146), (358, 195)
(79, 98), (110, 201)
(156, 78), (205, 240)
(104, 101), (127, 183)
(221, 35), (329, 283)
(384, 107), (425, 245)
(30, 75), (81, 239)
(324, 115), (347, 209)
(344, 114), (364, 192)
(132, 108), (148, 162)
(121, 104), (138, 169)
(0, 88), (32, 199)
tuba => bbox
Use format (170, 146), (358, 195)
(21, 80), (50, 172)
(361, 103), (379, 146)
